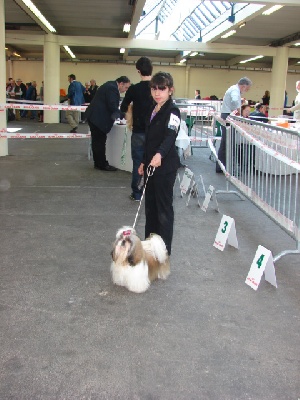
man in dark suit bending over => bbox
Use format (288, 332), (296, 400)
(85, 76), (131, 171)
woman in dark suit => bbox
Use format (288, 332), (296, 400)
(138, 72), (180, 255)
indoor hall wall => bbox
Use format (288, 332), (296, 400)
(60, 63), (186, 95)
(6, 60), (299, 106)
(189, 67), (299, 105)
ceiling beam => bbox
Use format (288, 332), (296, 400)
(5, 32), (300, 59)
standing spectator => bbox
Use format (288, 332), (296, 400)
(89, 79), (98, 101)
(81, 82), (92, 123)
(288, 81), (300, 120)
(195, 89), (201, 100)
(14, 79), (26, 121)
(121, 56), (153, 201)
(137, 71), (181, 256)
(23, 81), (38, 120)
(249, 103), (269, 123)
(6, 79), (15, 97)
(66, 74), (85, 133)
(216, 77), (252, 172)
(85, 76), (131, 171)
(6, 78), (14, 93)
(262, 90), (270, 105)
(38, 81), (44, 122)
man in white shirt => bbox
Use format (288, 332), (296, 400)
(216, 77), (252, 173)
(288, 81), (300, 120)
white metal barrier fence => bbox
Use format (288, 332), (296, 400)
(176, 100), (222, 151)
(212, 114), (300, 262)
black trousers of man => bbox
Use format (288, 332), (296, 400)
(145, 170), (177, 256)
(89, 121), (109, 169)
(216, 112), (230, 173)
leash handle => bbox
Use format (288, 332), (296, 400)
(132, 165), (155, 229)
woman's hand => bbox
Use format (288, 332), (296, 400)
(138, 163), (144, 175)
(150, 153), (162, 168)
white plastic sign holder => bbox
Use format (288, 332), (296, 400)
(245, 245), (277, 291)
(213, 215), (238, 251)
(201, 184), (219, 213)
(178, 167), (204, 207)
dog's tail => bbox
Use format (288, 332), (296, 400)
(143, 234), (168, 263)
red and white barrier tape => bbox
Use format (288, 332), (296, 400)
(0, 132), (91, 139)
(1, 103), (88, 111)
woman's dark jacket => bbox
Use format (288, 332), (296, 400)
(144, 98), (181, 175)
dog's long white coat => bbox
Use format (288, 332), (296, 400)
(111, 226), (169, 293)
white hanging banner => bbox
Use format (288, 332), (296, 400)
(245, 245), (277, 291)
(213, 215), (238, 251)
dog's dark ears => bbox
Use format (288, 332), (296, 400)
(128, 254), (135, 267)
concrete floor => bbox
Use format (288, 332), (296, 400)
(0, 120), (299, 400)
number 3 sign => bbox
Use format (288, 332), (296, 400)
(213, 215), (238, 251)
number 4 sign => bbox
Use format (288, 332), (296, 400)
(213, 215), (238, 251)
(245, 245), (277, 290)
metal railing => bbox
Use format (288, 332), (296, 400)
(213, 114), (300, 262)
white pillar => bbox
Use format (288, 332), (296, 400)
(44, 34), (60, 123)
(0, 0), (8, 156)
(269, 47), (289, 118)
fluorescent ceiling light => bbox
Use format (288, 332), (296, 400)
(123, 23), (131, 33)
(190, 52), (198, 57)
(120, 48), (125, 54)
(240, 55), (264, 64)
(63, 45), (76, 59)
(262, 5), (283, 16)
(239, 22), (246, 29)
(294, 43), (300, 46)
(20, 0), (56, 33)
(179, 58), (187, 64)
(221, 30), (236, 39)
(13, 52), (21, 57)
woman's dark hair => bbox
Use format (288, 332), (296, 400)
(150, 72), (174, 90)
(136, 57), (153, 76)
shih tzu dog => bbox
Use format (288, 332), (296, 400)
(111, 226), (170, 293)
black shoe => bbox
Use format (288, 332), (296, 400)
(129, 194), (140, 202)
(94, 165), (117, 171)
(70, 128), (77, 133)
(179, 163), (187, 168)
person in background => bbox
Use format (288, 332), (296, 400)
(120, 56), (153, 201)
(66, 74), (85, 133)
(262, 90), (270, 105)
(195, 89), (201, 100)
(89, 79), (98, 101)
(85, 76), (131, 171)
(137, 71), (181, 256)
(24, 81), (38, 120)
(231, 104), (251, 118)
(6, 78), (14, 92)
(38, 81), (44, 122)
(288, 81), (300, 120)
(216, 77), (252, 172)
(284, 90), (288, 108)
(81, 81), (92, 123)
(14, 79), (26, 121)
(249, 103), (269, 123)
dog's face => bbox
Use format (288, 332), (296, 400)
(111, 227), (143, 266)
